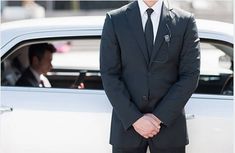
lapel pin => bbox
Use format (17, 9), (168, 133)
(164, 35), (170, 42)
(164, 35), (170, 47)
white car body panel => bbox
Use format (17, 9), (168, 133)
(0, 87), (233, 153)
(0, 17), (233, 153)
(0, 87), (112, 153)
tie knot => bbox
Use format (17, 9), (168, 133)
(146, 8), (154, 17)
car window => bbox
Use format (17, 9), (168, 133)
(1, 38), (102, 89)
(200, 42), (232, 75)
(195, 40), (233, 95)
(1, 38), (233, 95)
(49, 38), (101, 89)
(52, 39), (100, 70)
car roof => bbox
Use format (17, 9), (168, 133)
(0, 16), (104, 50)
(0, 16), (233, 55)
(196, 19), (233, 44)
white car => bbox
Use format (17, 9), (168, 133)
(0, 16), (233, 153)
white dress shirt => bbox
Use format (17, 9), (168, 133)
(138, 0), (163, 42)
(30, 67), (51, 87)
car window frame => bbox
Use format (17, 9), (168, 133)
(1, 36), (234, 96)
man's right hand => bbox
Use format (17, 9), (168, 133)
(132, 115), (161, 139)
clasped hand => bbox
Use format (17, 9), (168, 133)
(133, 113), (161, 139)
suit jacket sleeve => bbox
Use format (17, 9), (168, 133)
(100, 14), (143, 130)
(153, 15), (200, 127)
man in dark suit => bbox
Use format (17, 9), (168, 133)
(16, 43), (56, 87)
(100, 0), (200, 153)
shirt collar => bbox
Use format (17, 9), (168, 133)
(138, 0), (163, 17)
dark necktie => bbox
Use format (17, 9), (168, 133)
(144, 8), (154, 60)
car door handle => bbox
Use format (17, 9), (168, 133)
(0, 106), (13, 114)
(186, 114), (195, 120)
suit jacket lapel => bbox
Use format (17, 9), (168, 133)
(27, 68), (40, 87)
(126, 1), (149, 65)
(150, 3), (170, 66)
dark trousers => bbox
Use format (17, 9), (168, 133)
(112, 145), (185, 153)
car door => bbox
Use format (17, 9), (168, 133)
(0, 92), (14, 153)
(185, 40), (233, 153)
(0, 87), (112, 153)
(0, 37), (113, 153)
(186, 94), (233, 153)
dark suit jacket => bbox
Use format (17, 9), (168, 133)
(100, 1), (200, 149)
(15, 67), (40, 87)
